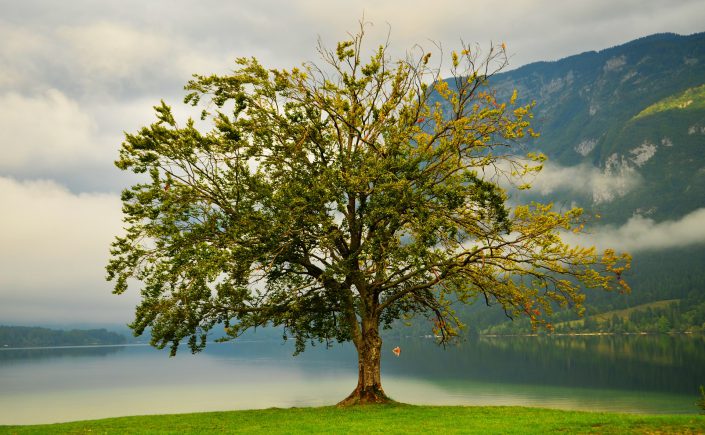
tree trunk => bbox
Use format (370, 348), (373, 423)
(337, 320), (393, 406)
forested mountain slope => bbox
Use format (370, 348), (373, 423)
(493, 31), (705, 223)
(450, 32), (705, 332)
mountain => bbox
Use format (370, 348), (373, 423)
(443, 32), (705, 333)
(494, 32), (705, 223)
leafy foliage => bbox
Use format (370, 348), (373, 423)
(107, 23), (628, 372)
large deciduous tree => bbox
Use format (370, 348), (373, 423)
(107, 25), (629, 405)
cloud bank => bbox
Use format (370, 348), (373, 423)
(564, 208), (705, 253)
(525, 161), (642, 204)
(3, 0), (705, 100)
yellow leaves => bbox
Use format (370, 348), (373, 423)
(589, 249), (632, 293)
(433, 80), (452, 100)
(526, 152), (547, 163)
(452, 51), (459, 68)
(602, 249), (632, 273)
(422, 52), (432, 65)
(510, 89), (518, 105)
(501, 42), (507, 51)
(512, 204), (530, 219)
(512, 106), (528, 118)
(566, 207), (584, 218)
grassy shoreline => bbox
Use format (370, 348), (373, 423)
(1, 405), (703, 434)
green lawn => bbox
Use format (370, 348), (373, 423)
(1, 405), (704, 434)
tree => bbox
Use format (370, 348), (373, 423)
(107, 23), (630, 405)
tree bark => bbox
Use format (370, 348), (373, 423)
(337, 319), (393, 406)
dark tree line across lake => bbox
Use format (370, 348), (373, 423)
(0, 326), (126, 348)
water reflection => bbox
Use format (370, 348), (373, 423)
(385, 335), (705, 394)
(0, 335), (703, 424)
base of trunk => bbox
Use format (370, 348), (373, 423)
(337, 385), (394, 407)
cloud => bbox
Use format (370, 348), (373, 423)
(563, 208), (705, 252)
(0, 90), (162, 193)
(0, 21), (228, 99)
(0, 89), (105, 170)
(0, 176), (136, 324)
(56, 22), (227, 97)
(489, 159), (641, 206)
(296, 0), (705, 69)
(0, 89), (141, 193)
(525, 161), (642, 204)
(3, 1), (705, 100)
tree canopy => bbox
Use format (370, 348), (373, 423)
(107, 23), (630, 404)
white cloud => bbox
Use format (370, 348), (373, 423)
(522, 161), (642, 203)
(563, 208), (705, 253)
(0, 89), (106, 170)
(0, 176), (136, 323)
(57, 22), (171, 81)
(0, 91), (158, 192)
(0, 21), (229, 99)
(57, 22), (226, 95)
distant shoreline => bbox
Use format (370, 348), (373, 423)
(0, 343), (148, 351)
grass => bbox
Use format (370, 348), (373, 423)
(1, 405), (704, 434)
(632, 83), (705, 120)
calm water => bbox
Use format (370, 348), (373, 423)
(1, 335), (704, 424)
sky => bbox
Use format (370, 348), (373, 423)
(1, 0), (704, 326)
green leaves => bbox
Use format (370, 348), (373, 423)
(336, 40), (356, 61)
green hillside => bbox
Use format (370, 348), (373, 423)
(443, 32), (705, 333)
(634, 83), (705, 120)
(485, 32), (705, 223)
(495, 33), (705, 163)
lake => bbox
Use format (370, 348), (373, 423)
(1, 334), (704, 424)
